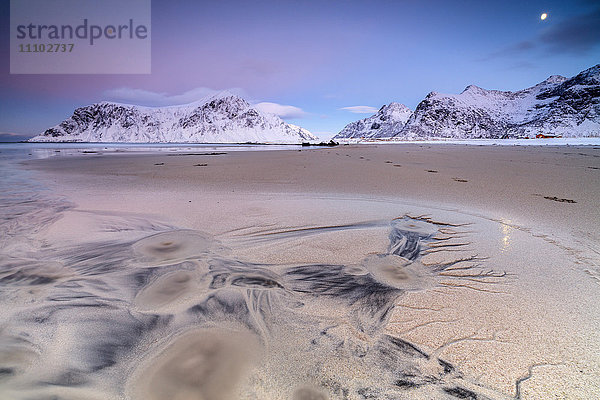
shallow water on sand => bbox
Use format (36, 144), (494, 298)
(1, 145), (597, 399)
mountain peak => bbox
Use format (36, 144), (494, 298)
(206, 90), (243, 101)
(181, 90), (247, 108)
(542, 75), (567, 85)
(379, 102), (410, 114)
(385, 102), (409, 110)
(461, 85), (488, 95)
(334, 102), (413, 140)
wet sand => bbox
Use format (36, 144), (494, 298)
(28, 144), (600, 240)
(2, 144), (599, 399)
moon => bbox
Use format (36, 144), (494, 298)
(540, 13), (548, 20)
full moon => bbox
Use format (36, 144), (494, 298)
(540, 13), (548, 20)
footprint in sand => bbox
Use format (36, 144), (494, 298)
(533, 194), (577, 203)
(544, 196), (576, 203)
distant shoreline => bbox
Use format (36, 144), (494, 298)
(14, 136), (600, 146)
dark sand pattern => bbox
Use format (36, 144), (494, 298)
(0, 203), (511, 399)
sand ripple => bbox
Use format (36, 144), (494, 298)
(133, 230), (216, 265)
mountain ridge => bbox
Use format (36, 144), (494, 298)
(334, 102), (413, 140)
(29, 92), (317, 144)
(335, 64), (599, 140)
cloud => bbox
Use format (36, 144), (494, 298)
(482, 41), (534, 60)
(103, 87), (247, 107)
(506, 61), (537, 70)
(483, 8), (600, 60)
(253, 102), (308, 119)
(539, 8), (600, 53)
(0, 132), (34, 142)
(339, 106), (378, 114)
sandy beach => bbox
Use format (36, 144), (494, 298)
(2, 143), (599, 399)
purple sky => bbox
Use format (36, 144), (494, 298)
(1, 0), (599, 140)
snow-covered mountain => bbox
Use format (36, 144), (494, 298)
(29, 92), (317, 143)
(333, 103), (412, 139)
(337, 64), (600, 140)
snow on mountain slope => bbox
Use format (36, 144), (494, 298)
(333, 103), (412, 139)
(29, 92), (317, 143)
(335, 64), (599, 140)
(398, 65), (599, 139)
(287, 123), (315, 141)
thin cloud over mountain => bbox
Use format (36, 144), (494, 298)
(340, 106), (379, 114)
